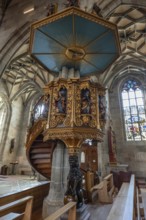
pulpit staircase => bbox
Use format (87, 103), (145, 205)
(26, 119), (56, 179)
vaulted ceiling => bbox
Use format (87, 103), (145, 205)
(1, 0), (146, 103)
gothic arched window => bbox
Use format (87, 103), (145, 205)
(121, 79), (146, 141)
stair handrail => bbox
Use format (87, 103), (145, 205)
(25, 119), (46, 150)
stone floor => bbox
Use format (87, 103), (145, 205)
(88, 203), (112, 220)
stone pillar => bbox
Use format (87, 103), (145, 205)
(42, 141), (69, 218)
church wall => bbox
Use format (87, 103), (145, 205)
(2, 97), (24, 173)
(109, 77), (146, 177)
(16, 94), (42, 173)
(98, 90), (110, 178)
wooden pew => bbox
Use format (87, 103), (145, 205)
(136, 187), (145, 220)
(90, 173), (115, 203)
(44, 202), (76, 220)
(107, 174), (145, 220)
(85, 170), (95, 202)
(0, 196), (33, 220)
(122, 174), (136, 220)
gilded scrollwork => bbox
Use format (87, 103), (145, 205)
(64, 85), (72, 127)
(41, 78), (106, 145)
(26, 119), (46, 149)
(74, 84), (83, 126)
(43, 127), (104, 143)
(89, 87), (97, 128)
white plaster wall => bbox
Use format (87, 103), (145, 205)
(2, 97), (23, 172)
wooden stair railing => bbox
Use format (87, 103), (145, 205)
(0, 196), (33, 220)
(25, 119), (46, 151)
(44, 202), (76, 220)
(25, 119), (56, 179)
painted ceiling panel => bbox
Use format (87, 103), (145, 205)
(30, 7), (120, 76)
(39, 15), (74, 47)
(79, 59), (100, 76)
(32, 29), (65, 53)
(85, 53), (118, 72)
(74, 14), (108, 47)
(85, 31), (117, 53)
(35, 54), (65, 71)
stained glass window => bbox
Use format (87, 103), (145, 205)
(121, 79), (146, 141)
(30, 95), (50, 126)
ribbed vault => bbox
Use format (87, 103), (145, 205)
(1, 0), (146, 102)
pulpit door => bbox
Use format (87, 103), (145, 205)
(80, 144), (98, 172)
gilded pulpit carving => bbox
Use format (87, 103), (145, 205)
(42, 78), (105, 210)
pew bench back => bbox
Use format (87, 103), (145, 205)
(107, 174), (137, 220)
(0, 196), (33, 220)
(44, 202), (76, 220)
(89, 173), (115, 203)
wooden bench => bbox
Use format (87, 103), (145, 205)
(90, 173), (115, 203)
(136, 187), (145, 220)
(44, 202), (76, 220)
(107, 174), (145, 220)
(0, 196), (33, 220)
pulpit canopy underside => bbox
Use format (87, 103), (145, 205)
(29, 7), (121, 76)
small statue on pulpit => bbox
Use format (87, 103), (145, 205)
(47, 2), (58, 16)
(92, 3), (102, 17)
(99, 95), (106, 120)
(64, 155), (83, 208)
(64, 0), (79, 8)
(55, 87), (67, 114)
(81, 88), (91, 114)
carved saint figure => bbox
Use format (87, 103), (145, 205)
(47, 2), (58, 16)
(81, 88), (91, 114)
(55, 87), (67, 113)
(64, 155), (83, 208)
(99, 95), (106, 120)
(65, 0), (79, 7)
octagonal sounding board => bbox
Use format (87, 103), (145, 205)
(29, 7), (121, 77)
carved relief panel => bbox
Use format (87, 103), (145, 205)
(44, 78), (106, 131)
